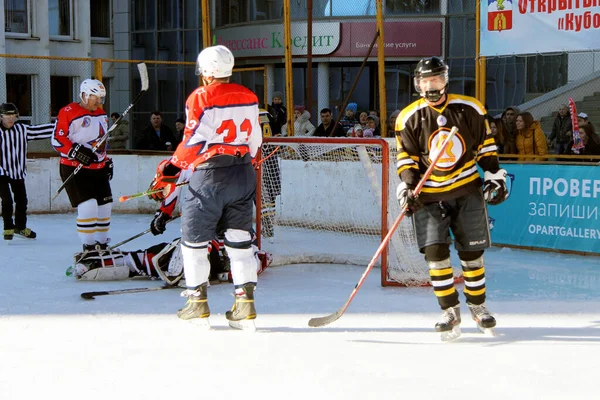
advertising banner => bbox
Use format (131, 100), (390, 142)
(488, 164), (600, 254)
(480, 1), (600, 56)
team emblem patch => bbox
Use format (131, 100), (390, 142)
(82, 117), (91, 127)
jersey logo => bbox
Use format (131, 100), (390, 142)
(428, 128), (465, 171)
(82, 117), (91, 128)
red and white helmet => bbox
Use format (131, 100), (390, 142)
(80, 79), (106, 104)
(196, 45), (234, 78)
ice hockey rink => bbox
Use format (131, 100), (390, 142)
(1, 213), (600, 400)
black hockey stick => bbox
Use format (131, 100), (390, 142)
(53, 63), (150, 200)
(81, 284), (179, 300)
(308, 127), (459, 328)
(108, 215), (180, 250)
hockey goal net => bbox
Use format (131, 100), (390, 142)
(256, 137), (431, 287)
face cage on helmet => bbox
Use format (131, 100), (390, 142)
(414, 70), (449, 102)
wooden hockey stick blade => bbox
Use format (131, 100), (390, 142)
(80, 284), (178, 300)
(308, 126), (458, 327)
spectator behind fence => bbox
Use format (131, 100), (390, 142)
(567, 123), (600, 160)
(340, 102), (358, 134)
(174, 118), (185, 147)
(366, 114), (381, 137)
(515, 112), (548, 161)
(486, 115), (505, 154)
(388, 110), (401, 135)
(358, 111), (369, 128)
(578, 112), (594, 130)
(135, 111), (177, 151)
(108, 112), (129, 150)
(281, 105), (315, 136)
(548, 104), (572, 154)
(501, 106), (519, 154)
(267, 91), (287, 137)
(314, 108), (345, 137)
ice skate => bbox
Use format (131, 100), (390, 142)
(435, 305), (462, 341)
(177, 284), (211, 329)
(3, 229), (14, 241)
(467, 302), (496, 336)
(15, 228), (36, 239)
(226, 283), (256, 332)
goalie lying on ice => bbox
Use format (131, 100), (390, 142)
(68, 238), (272, 284)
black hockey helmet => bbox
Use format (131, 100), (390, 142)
(0, 102), (19, 117)
(414, 57), (449, 102)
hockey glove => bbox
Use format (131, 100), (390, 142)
(148, 159), (181, 202)
(483, 169), (508, 206)
(104, 158), (114, 181)
(68, 144), (97, 166)
(396, 182), (424, 215)
(150, 210), (171, 236)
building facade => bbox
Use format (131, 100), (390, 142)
(1, 0), (595, 145)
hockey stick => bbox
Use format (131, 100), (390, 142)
(118, 146), (281, 203)
(53, 63), (150, 201)
(108, 215), (181, 250)
(308, 127), (458, 328)
(81, 284), (179, 300)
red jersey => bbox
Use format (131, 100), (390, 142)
(52, 102), (109, 169)
(169, 82), (263, 171)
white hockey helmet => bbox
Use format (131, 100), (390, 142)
(195, 45), (234, 78)
(80, 79), (106, 104)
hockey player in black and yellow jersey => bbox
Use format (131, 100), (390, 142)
(395, 57), (508, 340)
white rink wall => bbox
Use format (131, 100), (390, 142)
(25, 155), (167, 213)
(25, 156), (387, 227)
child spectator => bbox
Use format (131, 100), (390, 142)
(340, 102), (358, 134)
(281, 105), (315, 136)
(366, 114), (381, 137)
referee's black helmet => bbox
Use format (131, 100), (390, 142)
(0, 103), (19, 117)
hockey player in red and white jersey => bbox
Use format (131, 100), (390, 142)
(52, 79), (114, 253)
(148, 45), (263, 330)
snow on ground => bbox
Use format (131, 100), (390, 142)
(1, 214), (600, 400)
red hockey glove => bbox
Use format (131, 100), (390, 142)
(148, 159), (181, 202)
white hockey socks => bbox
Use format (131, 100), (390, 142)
(180, 241), (211, 288)
(95, 202), (112, 245)
(77, 199), (98, 246)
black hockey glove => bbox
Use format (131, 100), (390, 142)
(68, 143), (97, 166)
(150, 210), (170, 236)
(483, 169), (508, 206)
(104, 158), (114, 181)
(396, 182), (424, 216)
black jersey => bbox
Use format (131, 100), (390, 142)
(395, 94), (499, 203)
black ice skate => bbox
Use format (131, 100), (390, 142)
(177, 283), (210, 329)
(15, 228), (36, 239)
(467, 302), (496, 336)
(226, 283), (257, 332)
(435, 305), (462, 341)
(4, 229), (14, 241)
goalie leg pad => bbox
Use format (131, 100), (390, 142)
(181, 241), (211, 288)
(77, 265), (130, 281)
(152, 239), (184, 285)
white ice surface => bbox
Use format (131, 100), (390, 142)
(1, 214), (600, 400)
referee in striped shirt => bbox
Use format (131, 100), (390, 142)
(0, 103), (55, 241)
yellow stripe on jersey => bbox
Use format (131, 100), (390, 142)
(421, 173), (481, 194)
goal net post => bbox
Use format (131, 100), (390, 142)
(256, 137), (449, 287)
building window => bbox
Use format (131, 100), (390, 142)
(6, 75), (32, 117)
(50, 76), (74, 117)
(91, 0), (111, 38)
(4, 0), (29, 34)
(49, 0), (72, 37)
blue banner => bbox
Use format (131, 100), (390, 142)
(488, 164), (600, 254)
